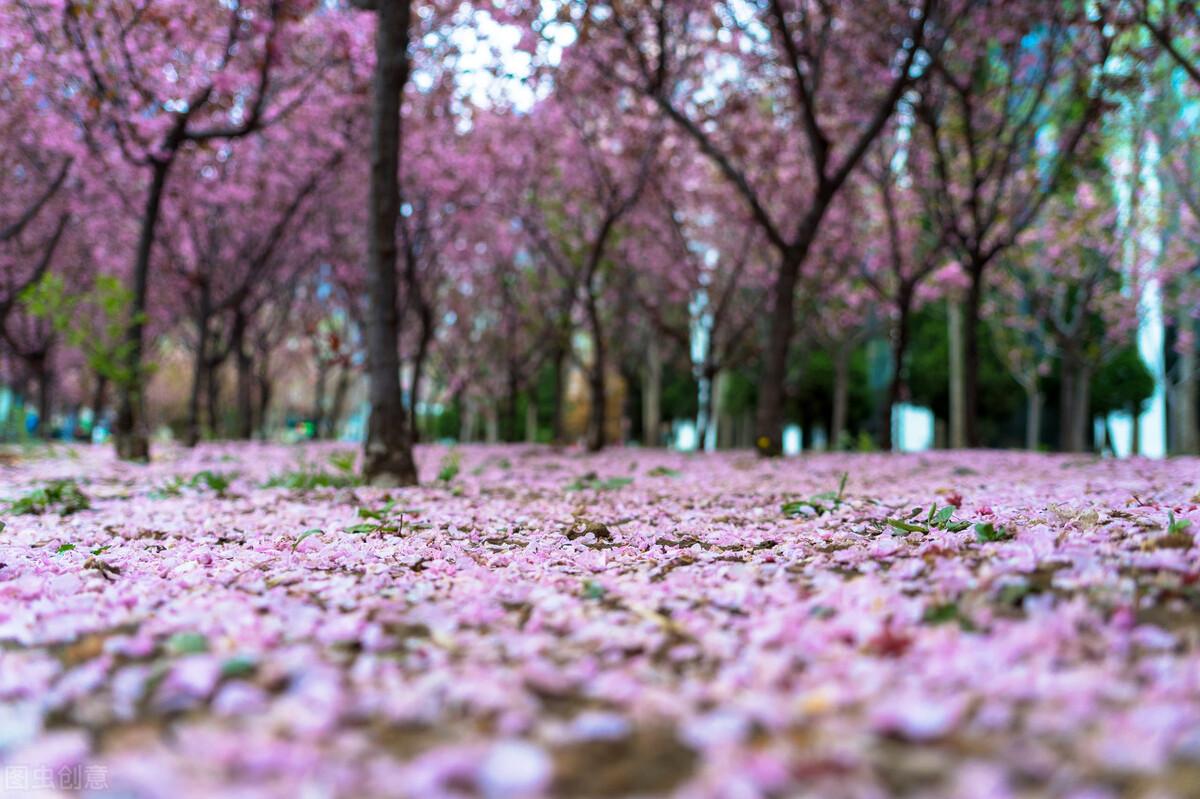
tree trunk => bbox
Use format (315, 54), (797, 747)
(642, 335), (662, 446)
(204, 356), (221, 439)
(525, 391), (539, 443)
(831, 346), (850, 451)
(1175, 324), (1197, 454)
(35, 355), (52, 440)
(962, 265), (985, 447)
(1131, 401), (1141, 456)
(755, 250), (803, 456)
(947, 298), (968, 449)
(90, 373), (108, 436)
(697, 364), (718, 452)
(326, 365), (351, 440)
(312, 358), (329, 439)
(505, 365), (520, 443)
(115, 159), (171, 462)
(409, 306), (432, 443)
(460, 398), (476, 443)
(1024, 382), (1041, 451)
(882, 293), (912, 451)
(551, 344), (567, 445)
(184, 291), (210, 448)
(484, 405), (500, 444)
(255, 354), (272, 440)
(361, 0), (418, 486)
(1060, 356), (1091, 453)
(585, 294), (606, 452)
(233, 313), (253, 440)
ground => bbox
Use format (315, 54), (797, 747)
(0, 443), (1199, 798)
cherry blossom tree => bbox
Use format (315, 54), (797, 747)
(913, 1), (1119, 446)
(556, 0), (959, 455)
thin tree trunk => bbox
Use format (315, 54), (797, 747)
(831, 346), (850, 451)
(505, 365), (520, 443)
(525, 391), (539, 443)
(409, 307), (432, 443)
(312, 358), (329, 439)
(755, 250), (803, 455)
(551, 344), (567, 445)
(326, 365), (351, 440)
(697, 364), (718, 452)
(185, 291), (210, 448)
(484, 405), (500, 444)
(35, 355), (52, 440)
(1176, 323), (1197, 454)
(1025, 382), (1041, 451)
(642, 335), (662, 447)
(882, 295), (912, 451)
(963, 264), (984, 447)
(460, 398), (476, 443)
(255, 356), (272, 440)
(233, 314), (253, 440)
(1131, 401), (1141, 456)
(115, 159), (171, 461)
(948, 299), (967, 449)
(1075, 364), (1092, 452)
(1060, 357), (1091, 453)
(361, 0), (418, 486)
(585, 293), (606, 452)
(204, 356), (221, 439)
(90, 373), (108, 436)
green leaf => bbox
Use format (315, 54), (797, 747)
(567, 475), (634, 492)
(220, 655), (257, 678)
(582, 580), (607, 600)
(55, 543), (76, 554)
(1167, 511), (1193, 536)
(327, 451), (357, 474)
(932, 505), (956, 527)
(292, 529), (324, 550)
(437, 450), (462, 483)
(887, 518), (929, 534)
(974, 522), (1012, 543)
(647, 466), (680, 477)
(922, 603), (960, 625)
(8, 479), (90, 516)
(166, 632), (209, 655)
(343, 523), (378, 535)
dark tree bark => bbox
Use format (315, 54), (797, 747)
(255, 355), (273, 440)
(34, 353), (52, 440)
(114, 158), (169, 462)
(963, 262), (985, 447)
(312, 357), (329, 439)
(1059, 353), (1092, 453)
(408, 302), (433, 444)
(90, 373), (108, 435)
(361, 0), (418, 486)
(881, 294), (912, 451)
(831, 344), (851, 451)
(584, 289), (607, 452)
(184, 280), (211, 447)
(326, 365), (352, 439)
(232, 311), (254, 440)
(551, 343), (567, 445)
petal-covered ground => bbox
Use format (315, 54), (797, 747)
(1, 443), (1199, 799)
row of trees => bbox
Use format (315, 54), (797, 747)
(1, 1), (1198, 480)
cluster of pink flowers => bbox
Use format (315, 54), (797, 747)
(1, 443), (1198, 798)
